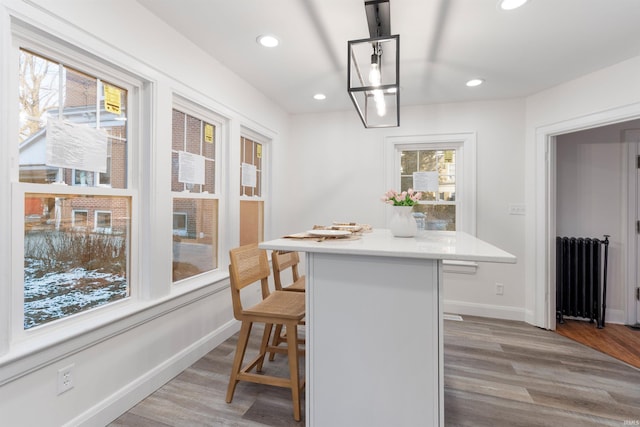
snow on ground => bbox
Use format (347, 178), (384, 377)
(24, 259), (127, 329)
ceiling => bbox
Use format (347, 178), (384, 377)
(136, 0), (640, 116)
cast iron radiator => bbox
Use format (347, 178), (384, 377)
(556, 235), (609, 328)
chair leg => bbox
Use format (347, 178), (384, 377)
(226, 321), (252, 403)
(286, 321), (302, 422)
(256, 323), (273, 372)
(268, 324), (284, 361)
(270, 322), (307, 362)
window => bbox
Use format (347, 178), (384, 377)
(401, 149), (457, 230)
(173, 212), (188, 237)
(17, 46), (136, 330)
(19, 50), (127, 188)
(240, 134), (265, 246)
(385, 134), (476, 235)
(72, 209), (88, 229)
(171, 105), (219, 283)
(23, 195), (130, 329)
(94, 210), (112, 233)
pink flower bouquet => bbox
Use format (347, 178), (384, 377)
(381, 189), (422, 206)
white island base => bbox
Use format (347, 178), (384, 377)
(260, 229), (516, 427)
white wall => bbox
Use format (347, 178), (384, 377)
(556, 125), (626, 239)
(282, 99), (527, 320)
(0, 0), (288, 425)
(0, 288), (238, 426)
(525, 55), (640, 327)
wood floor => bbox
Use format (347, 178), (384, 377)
(556, 319), (640, 369)
(110, 316), (640, 427)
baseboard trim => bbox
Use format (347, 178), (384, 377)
(68, 319), (240, 427)
(444, 300), (526, 322)
(604, 309), (625, 325)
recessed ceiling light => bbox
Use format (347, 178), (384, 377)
(313, 93), (326, 100)
(498, 0), (528, 10)
(466, 78), (484, 87)
(256, 35), (279, 48)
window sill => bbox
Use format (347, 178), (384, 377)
(0, 273), (230, 386)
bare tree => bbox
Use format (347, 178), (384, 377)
(19, 50), (59, 142)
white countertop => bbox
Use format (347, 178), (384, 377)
(260, 229), (516, 263)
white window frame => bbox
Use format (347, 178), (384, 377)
(171, 96), (224, 284)
(385, 133), (477, 273)
(239, 127), (269, 243)
(10, 22), (142, 342)
(239, 128), (267, 201)
(172, 97), (223, 195)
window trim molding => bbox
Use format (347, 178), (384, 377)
(384, 133), (477, 274)
(239, 126), (271, 240)
(10, 20), (144, 342)
(384, 133), (476, 235)
(170, 99), (225, 285)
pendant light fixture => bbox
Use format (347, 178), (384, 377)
(348, 0), (400, 128)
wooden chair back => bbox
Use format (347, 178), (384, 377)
(272, 250), (302, 291)
(229, 243), (271, 319)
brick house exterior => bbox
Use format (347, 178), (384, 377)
(20, 52), (129, 234)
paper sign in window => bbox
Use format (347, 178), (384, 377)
(256, 144), (262, 158)
(444, 151), (454, 162)
(241, 162), (257, 188)
(46, 119), (108, 173)
(104, 84), (121, 115)
(178, 151), (205, 185)
(204, 124), (214, 143)
(413, 171), (439, 192)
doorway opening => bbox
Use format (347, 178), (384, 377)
(535, 105), (640, 333)
(536, 112), (640, 366)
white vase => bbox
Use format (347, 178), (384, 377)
(389, 206), (417, 237)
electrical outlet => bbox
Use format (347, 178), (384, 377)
(508, 204), (525, 215)
(57, 364), (74, 395)
(495, 283), (504, 295)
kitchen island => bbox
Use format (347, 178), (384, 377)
(260, 229), (516, 427)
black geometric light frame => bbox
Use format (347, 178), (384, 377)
(347, 0), (400, 128)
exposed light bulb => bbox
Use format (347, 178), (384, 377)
(369, 63), (381, 87)
(373, 89), (386, 117)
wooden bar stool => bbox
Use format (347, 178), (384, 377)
(226, 244), (306, 421)
(269, 251), (306, 360)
